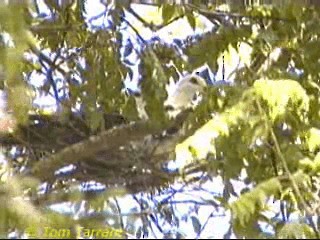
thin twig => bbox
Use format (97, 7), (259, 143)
(255, 99), (313, 215)
(127, 7), (186, 32)
(120, 16), (146, 44)
(113, 197), (125, 229)
(187, 3), (296, 24)
(195, 210), (216, 239)
(28, 44), (67, 76)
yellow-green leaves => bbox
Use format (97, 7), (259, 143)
(253, 79), (309, 122)
(0, 3), (33, 125)
(175, 79), (311, 181)
(299, 153), (320, 175)
(230, 177), (282, 226)
(140, 49), (169, 127)
(161, 4), (198, 33)
(161, 4), (177, 24)
(175, 96), (251, 167)
(186, 11), (196, 31)
(278, 222), (316, 239)
(216, 43), (252, 82)
(306, 128), (320, 152)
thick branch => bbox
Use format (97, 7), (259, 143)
(30, 121), (160, 180)
(27, 111), (191, 191)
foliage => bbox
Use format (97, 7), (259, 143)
(1, 0), (320, 239)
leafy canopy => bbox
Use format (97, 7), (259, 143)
(1, 0), (320, 239)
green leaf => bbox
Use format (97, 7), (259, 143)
(230, 177), (282, 227)
(306, 128), (320, 152)
(253, 79), (309, 121)
(186, 12), (196, 30)
(278, 222), (316, 239)
(161, 4), (175, 24)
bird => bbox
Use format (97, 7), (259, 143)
(164, 73), (208, 119)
